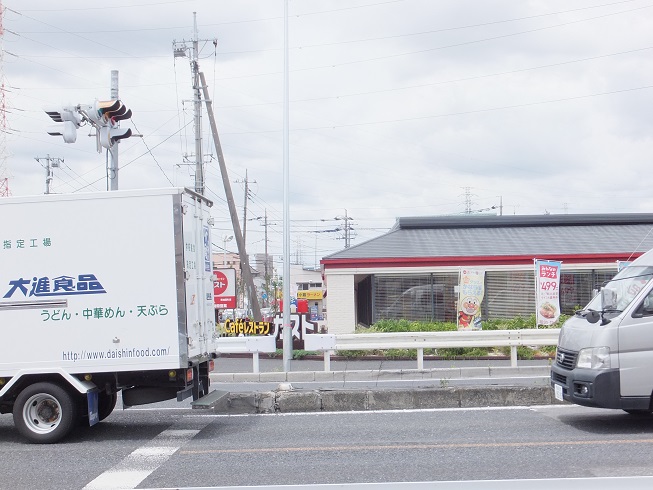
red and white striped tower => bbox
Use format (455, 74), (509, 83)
(0, 0), (11, 197)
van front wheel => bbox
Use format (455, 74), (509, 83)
(623, 409), (653, 416)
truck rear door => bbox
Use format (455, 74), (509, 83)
(181, 191), (215, 360)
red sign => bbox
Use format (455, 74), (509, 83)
(214, 271), (228, 296)
(214, 268), (236, 309)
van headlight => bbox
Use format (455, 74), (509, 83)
(576, 346), (611, 369)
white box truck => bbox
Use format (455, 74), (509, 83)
(551, 248), (653, 414)
(0, 188), (222, 443)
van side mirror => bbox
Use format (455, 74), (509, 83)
(601, 288), (617, 310)
(586, 310), (600, 324)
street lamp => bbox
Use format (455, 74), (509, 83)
(223, 235), (233, 265)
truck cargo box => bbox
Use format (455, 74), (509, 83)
(0, 188), (219, 443)
(0, 187), (216, 373)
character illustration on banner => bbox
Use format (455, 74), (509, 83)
(458, 296), (480, 328)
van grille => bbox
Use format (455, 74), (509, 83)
(556, 348), (577, 370)
(551, 371), (567, 385)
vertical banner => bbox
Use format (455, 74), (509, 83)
(535, 260), (561, 326)
(457, 268), (485, 330)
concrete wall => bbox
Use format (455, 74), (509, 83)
(325, 273), (355, 334)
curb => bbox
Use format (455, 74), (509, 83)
(210, 386), (559, 414)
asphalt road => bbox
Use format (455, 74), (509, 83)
(2, 402), (653, 489)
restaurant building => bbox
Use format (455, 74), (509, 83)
(321, 214), (653, 334)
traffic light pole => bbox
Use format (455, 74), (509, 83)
(108, 70), (119, 190)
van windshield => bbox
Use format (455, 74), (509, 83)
(586, 266), (653, 311)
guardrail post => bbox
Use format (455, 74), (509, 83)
(324, 350), (332, 372)
(253, 352), (260, 373)
(417, 348), (424, 370)
(510, 346), (517, 367)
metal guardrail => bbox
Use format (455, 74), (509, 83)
(215, 336), (277, 373)
(305, 329), (561, 371)
(216, 329), (560, 373)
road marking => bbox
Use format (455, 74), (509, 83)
(83, 420), (211, 490)
(179, 437), (653, 456)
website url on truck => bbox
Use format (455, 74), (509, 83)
(62, 347), (170, 362)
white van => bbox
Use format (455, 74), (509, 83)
(551, 248), (653, 414)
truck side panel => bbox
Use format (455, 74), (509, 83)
(0, 190), (191, 375)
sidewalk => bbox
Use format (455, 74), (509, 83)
(206, 355), (558, 414)
(214, 354), (552, 374)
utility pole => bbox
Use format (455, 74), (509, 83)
(173, 16), (260, 320)
(35, 155), (64, 194)
(255, 209), (275, 307)
(236, 169), (256, 246)
(264, 209), (270, 306)
(237, 170), (250, 309)
(191, 15), (204, 195)
(173, 13), (205, 194)
(108, 70), (120, 190)
(199, 71), (261, 321)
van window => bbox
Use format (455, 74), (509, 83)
(633, 289), (653, 317)
(586, 266), (653, 312)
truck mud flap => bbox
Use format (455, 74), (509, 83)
(191, 390), (230, 410)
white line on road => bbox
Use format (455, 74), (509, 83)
(83, 419), (212, 490)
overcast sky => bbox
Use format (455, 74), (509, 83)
(3, 0), (653, 267)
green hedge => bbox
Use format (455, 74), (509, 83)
(337, 314), (567, 359)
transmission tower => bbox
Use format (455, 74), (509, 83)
(0, 0), (10, 197)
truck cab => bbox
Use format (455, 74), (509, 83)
(551, 249), (653, 413)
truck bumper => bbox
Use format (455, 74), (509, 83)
(551, 364), (622, 409)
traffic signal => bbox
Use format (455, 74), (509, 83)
(81, 99), (133, 148)
(45, 99), (133, 149)
(99, 126), (132, 149)
(82, 100), (132, 128)
(45, 106), (82, 143)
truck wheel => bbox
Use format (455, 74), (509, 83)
(98, 392), (118, 421)
(13, 382), (78, 444)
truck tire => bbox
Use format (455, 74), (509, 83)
(13, 382), (78, 444)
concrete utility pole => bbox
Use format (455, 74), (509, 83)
(108, 70), (120, 190)
(173, 16), (260, 320)
(35, 155), (63, 194)
(236, 169), (257, 309)
(255, 210), (275, 307)
(191, 15), (204, 195)
(172, 13), (205, 194)
(264, 209), (270, 306)
(199, 71), (261, 321)
(236, 169), (257, 247)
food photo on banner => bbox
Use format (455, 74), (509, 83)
(457, 268), (485, 330)
(534, 259), (561, 326)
